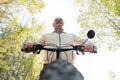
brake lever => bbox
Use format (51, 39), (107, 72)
(75, 50), (79, 55)
(73, 45), (84, 55)
(33, 44), (44, 54)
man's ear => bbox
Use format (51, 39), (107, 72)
(53, 23), (55, 28)
(53, 23), (54, 26)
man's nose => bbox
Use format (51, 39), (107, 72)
(58, 20), (61, 22)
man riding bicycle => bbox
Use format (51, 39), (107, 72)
(21, 17), (97, 66)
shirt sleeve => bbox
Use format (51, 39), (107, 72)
(73, 34), (87, 45)
(36, 34), (46, 44)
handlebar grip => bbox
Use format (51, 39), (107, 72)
(90, 50), (97, 53)
(33, 44), (44, 50)
(32, 44), (44, 54)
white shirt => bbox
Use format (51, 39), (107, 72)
(37, 31), (84, 64)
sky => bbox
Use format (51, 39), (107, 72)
(36, 0), (120, 80)
(36, 0), (80, 35)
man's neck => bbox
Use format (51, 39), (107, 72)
(55, 29), (63, 33)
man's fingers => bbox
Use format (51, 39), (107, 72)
(84, 45), (94, 52)
(21, 42), (34, 53)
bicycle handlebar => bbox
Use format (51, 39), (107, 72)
(34, 44), (84, 59)
(21, 44), (97, 59)
(33, 44), (97, 55)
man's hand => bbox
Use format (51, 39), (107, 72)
(21, 42), (36, 53)
(84, 44), (97, 52)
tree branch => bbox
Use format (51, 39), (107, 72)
(0, 0), (13, 4)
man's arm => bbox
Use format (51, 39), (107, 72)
(21, 34), (46, 53)
(74, 34), (97, 54)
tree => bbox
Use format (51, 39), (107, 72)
(108, 70), (116, 80)
(101, 0), (120, 16)
(100, 0), (120, 44)
(0, 0), (45, 80)
(73, 0), (120, 50)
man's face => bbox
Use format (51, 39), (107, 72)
(53, 17), (64, 30)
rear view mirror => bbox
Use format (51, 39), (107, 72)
(87, 30), (95, 39)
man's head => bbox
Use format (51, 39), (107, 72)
(39, 59), (84, 80)
(53, 17), (64, 33)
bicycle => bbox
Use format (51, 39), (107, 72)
(21, 30), (97, 80)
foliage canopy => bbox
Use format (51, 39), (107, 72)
(0, 0), (45, 80)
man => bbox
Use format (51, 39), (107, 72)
(39, 59), (84, 80)
(21, 17), (97, 65)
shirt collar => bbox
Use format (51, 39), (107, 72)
(52, 29), (66, 33)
